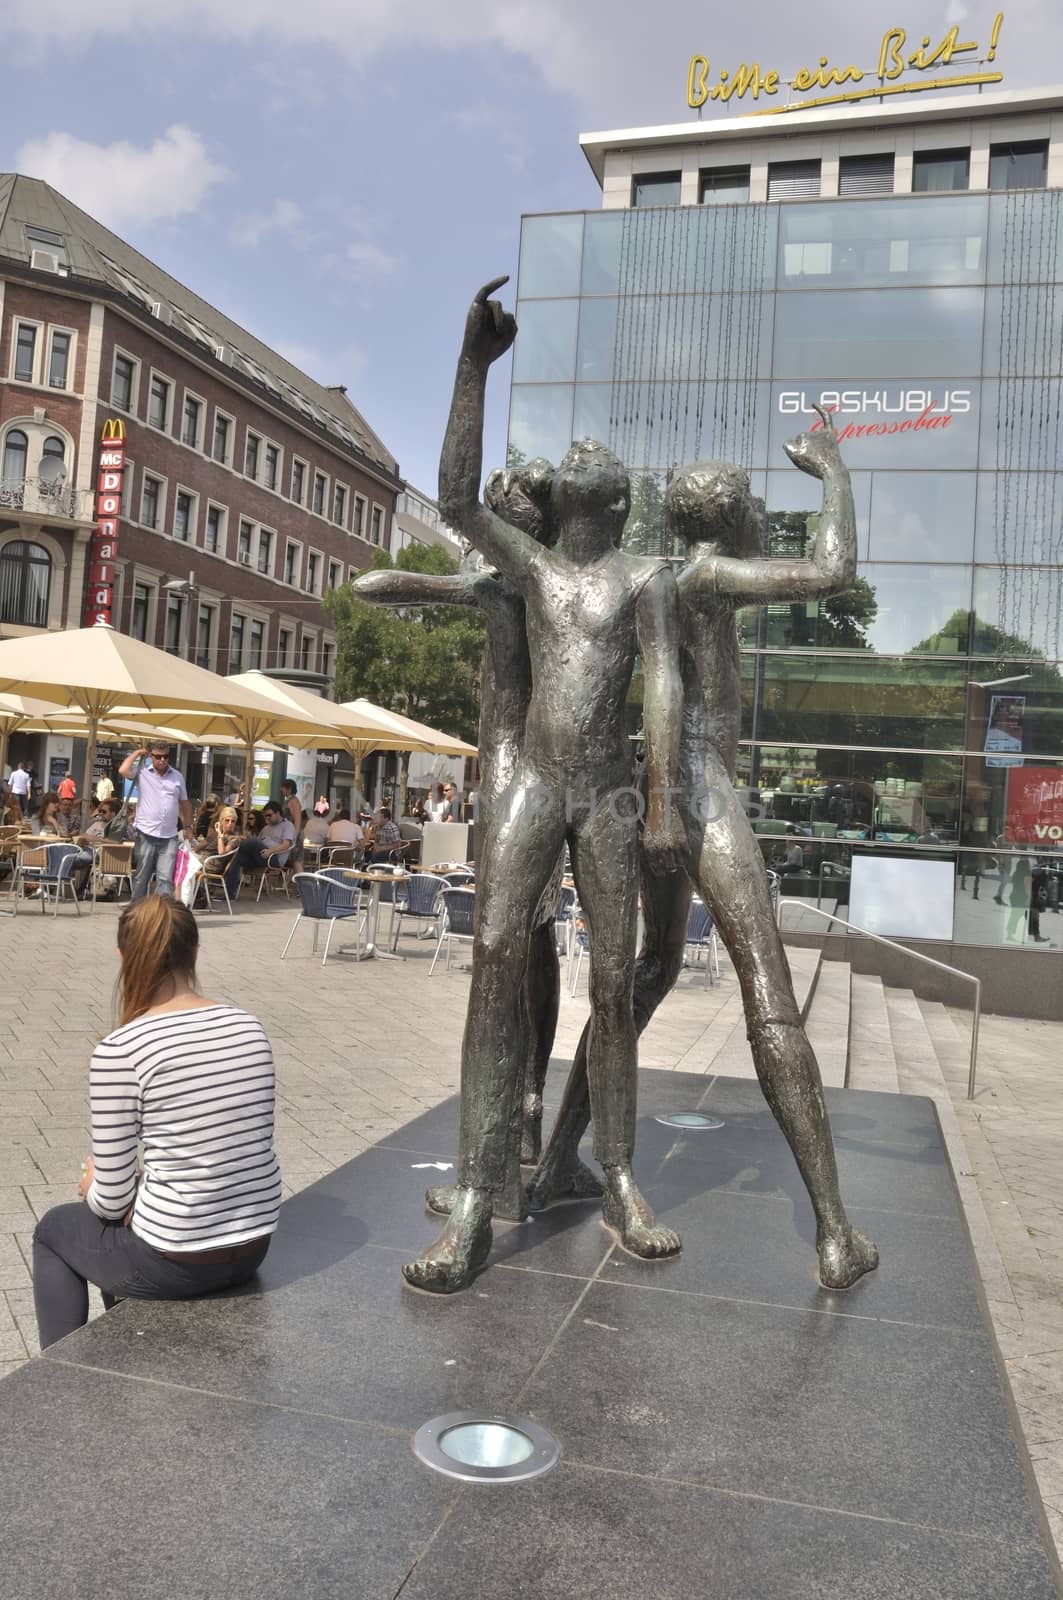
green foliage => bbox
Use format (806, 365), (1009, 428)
(323, 544), (486, 743)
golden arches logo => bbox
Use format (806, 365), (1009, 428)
(100, 417), (126, 442)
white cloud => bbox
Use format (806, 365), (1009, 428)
(230, 198), (304, 250)
(345, 238), (403, 284)
(15, 124), (228, 228)
(449, 103), (531, 172)
(272, 337), (368, 385)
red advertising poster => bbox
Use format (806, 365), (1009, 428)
(81, 418), (127, 626)
(1004, 767), (1063, 845)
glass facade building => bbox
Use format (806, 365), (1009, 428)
(509, 188), (1063, 954)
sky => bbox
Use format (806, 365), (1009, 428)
(3, 1), (1060, 496)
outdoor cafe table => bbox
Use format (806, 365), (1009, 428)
(336, 868), (410, 961)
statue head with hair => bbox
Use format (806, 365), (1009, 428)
(664, 460), (766, 560)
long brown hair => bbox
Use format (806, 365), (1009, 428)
(115, 895), (199, 1026)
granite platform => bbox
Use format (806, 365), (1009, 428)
(1, 1070), (1060, 1599)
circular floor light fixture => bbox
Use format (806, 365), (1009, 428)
(413, 1412), (560, 1484)
(654, 1111), (725, 1130)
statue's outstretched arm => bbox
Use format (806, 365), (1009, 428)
(636, 565), (687, 861)
(689, 406), (857, 605)
(439, 278), (541, 585)
(351, 569), (481, 609)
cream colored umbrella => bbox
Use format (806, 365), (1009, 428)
(0, 692), (77, 798)
(0, 623), (324, 810)
(341, 699), (477, 758)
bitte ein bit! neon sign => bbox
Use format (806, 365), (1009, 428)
(686, 13), (1004, 116)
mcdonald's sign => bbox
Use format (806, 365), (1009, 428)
(81, 418), (129, 626)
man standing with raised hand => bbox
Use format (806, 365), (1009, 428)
(119, 742), (194, 900)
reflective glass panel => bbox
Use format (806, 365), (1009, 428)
(512, 299), (579, 382)
(988, 190), (1063, 284)
(770, 382), (981, 469)
(608, 292), (773, 382)
(868, 472), (976, 561)
(978, 380), (1063, 472)
(912, 149), (970, 192)
(601, 204), (777, 297)
(746, 745), (964, 842)
(508, 384), (574, 467)
(778, 195), (987, 287)
(577, 297), (618, 381)
(763, 466), (872, 558)
(983, 286), (1063, 377)
(973, 566), (1063, 661)
(772, 288), (984, 379)
(518, 214), (583, 298)
(632, 172), (681, 207)
(582, 211), (625, 295)
(700, 166), (750, 205)
(974, 473), (1063, 564)
(751, 654), (968, 750)
(582, 380), (770, 471)
(760, 564), (971, 655)
(989, 141), (1048, 192)
(964, 663), (1063, 760)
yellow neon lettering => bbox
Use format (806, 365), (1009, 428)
(687, 54), (710, 108)
(987, 11), (1003, 62)
(811, 56), (864, 89)
(764, 69), (780, 92)
(877, 27), (907, 81)
(792, 65), (815, 91)
(909, 25), (978, 71)
(743, 71), (1004, 118)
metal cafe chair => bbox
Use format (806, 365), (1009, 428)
(683, 897), (721, 986)
(90, 841), (135, 909)
(281, 871), (366, 965)
(22, 842), (81, 917)
(254, 846), (294, 903)
(554, 884), (577, 961)
(390, 871), (449, 951)
(10, 837), (50, 905)
(199, 853), (238, 916)
(318, 843), (356, 870)
(429, 887), (476, 976)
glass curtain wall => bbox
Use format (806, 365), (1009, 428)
(510, 192), (1063, 950)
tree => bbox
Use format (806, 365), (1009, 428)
(766, 509), (878, 649)
(323, 544), (486, 743)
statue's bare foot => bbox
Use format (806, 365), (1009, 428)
(526, 1149), (604, 1210)
(818, 1226), (878, 1290)
(601, 1164), (681, 1259)
(520, 1093), (544, 1164)
(402, 1187), (493, 1294)
(425, 1183), (457, 1217)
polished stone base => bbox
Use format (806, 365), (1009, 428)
(1, 1072), (1060, 1599)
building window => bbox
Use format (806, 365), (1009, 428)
(0, 539), (51, 627)
(838, 153), (895, 195)
(130, 581), (152, 641)
(768, 159), (822, 200)
(238, 519), (254, 563)
(195, 605), (214, 670)
(13, 324), (37, 383)
(371, 506), (383, 546)
(2, 429), (28, 485)
(278, 628), (292, 668)
(353, 495), (366, 538)
(141, 474), (162, 529)
(205, 505), (225, 555)
(699, 166), (750, 205)
(111, 352), (137, 411)
(174, 490), (195, 542)
(333, 483), (347, 526)
(912, 148), (970, 192)
(322, 641), (333, 682)
(632, 171), (682, 207)
(300, 635), (311, 671)
(229, 613), (245, 671)
(307, 552), (321, 593)
(244, 431), (260, 479)
(989, 140), (1048, 191)
(182, 394), (202, 448)
(148, 373), (171, 431)
(291, 460), (306, 504)
(165, 594), (185, 655)
(312, 472), (326, 515)
(284, 542), (299, 585)
(328, 559), (341, 590)
(257, 528), (273, 575)
(264, 443), (279, 491)
(249, 618), (264, 670)
(212, 412), (232, 464)
(47, 331), (72, 389)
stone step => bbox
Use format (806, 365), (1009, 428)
(884, 986), (949, 1102)
(847, 971), (900, 1093)
(916, 998), (974, 1092)
(804, 958), (850, 1088)
(785, 944), (820, 1018)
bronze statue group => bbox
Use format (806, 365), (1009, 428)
(355, 279), (879, 1296)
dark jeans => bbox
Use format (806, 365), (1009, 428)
(32, 1202), (271, 1350)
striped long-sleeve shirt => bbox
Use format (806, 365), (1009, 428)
(85, 1005), (281, 1252)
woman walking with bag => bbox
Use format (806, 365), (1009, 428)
(32, 896), (281, 1349)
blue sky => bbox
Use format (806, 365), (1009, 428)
(2, 1), (1056, 496)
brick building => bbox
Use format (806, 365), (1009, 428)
(0, 174), (401, 691)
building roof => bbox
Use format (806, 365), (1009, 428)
(579, 82), (1063, 184)
(0, 173), (398, 480)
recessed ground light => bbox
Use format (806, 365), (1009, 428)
(655, 1111), (725, 1130)
(413, 1413), (560, 1483)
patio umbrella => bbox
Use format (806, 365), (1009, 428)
(0, 692), (75, 797)
(340, 699), (477, 815)
(0, 623), (324, 811)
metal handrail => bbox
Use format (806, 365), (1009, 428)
(777, 899), (981, 1100)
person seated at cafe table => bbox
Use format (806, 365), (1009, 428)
(71, 798), (132, 900)
(234, 800), (296, 875)
(327, 808), (362, 846)
(31, 793), (73, 838)
(367, 805), (402, 862)
(303, 806), (331, 848)
(196, 803), (242, 898)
